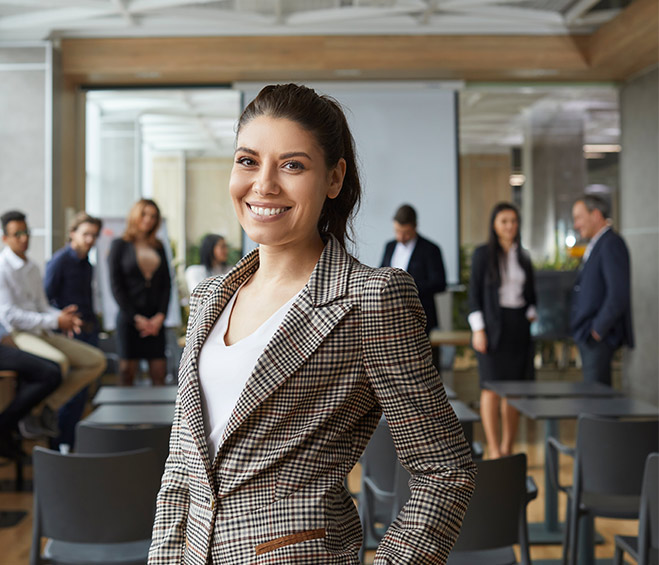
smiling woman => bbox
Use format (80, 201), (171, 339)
(148, 84), (476, 565)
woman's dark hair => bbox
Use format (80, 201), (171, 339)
(199, 233), (224, 272)
(236, 83), (361, 247)
(487, 201), (523, 283)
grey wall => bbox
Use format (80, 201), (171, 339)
(0, 43), (51, 268)
(620, 66), (659, 405)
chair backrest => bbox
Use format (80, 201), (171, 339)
(638, 453), (659, 563)
(576, 416), (659, 497)
(32, 446), (161, 544)
(360, 417), (411, 523)
(452, 453), (528, 552)
(75, 421), (171, 471)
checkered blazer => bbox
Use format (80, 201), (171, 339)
(148, 235), (476, 564)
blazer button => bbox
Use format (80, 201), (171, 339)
(211, 499), (215, 510)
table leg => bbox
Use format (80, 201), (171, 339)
(528, 419), (564, 544)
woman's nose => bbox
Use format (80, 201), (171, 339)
(253, 165), (280, 196)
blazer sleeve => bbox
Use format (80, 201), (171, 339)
(44, 254), (63, 306)
(591, 235), (631, 340)
(148, 395), (190, 563)
(156, 244), (171, 316)
(415, 241), (447, 295)
(362, 268), (476, 564)
(108, 239), (137, 319)
(468, 246), (487, 317)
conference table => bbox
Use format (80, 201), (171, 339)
(502, 386), (658, 565)
(92, 385), (178, 406)
(84, 403), (175, 426)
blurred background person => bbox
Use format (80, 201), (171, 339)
(45, 211), (102, 449)
(0, 320), (61, 458)
(468, 202), (536, 459)
(380, 204), (447, 334)
(0, 210), (106, 440)
(108, 199), (171, 386)
(185, 233), (232, 293)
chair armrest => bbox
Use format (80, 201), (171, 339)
(362, 476), (396, 501)
(546, 436), (575, 493)
(525, 476), (538, 503)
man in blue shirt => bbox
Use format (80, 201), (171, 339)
(45, 212), (103, 449)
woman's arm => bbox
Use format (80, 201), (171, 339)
(362, 268), (476, 564)
(156, 244), (171, 316)
(107, 239), (137, 318)
(467, 246), (488, 353)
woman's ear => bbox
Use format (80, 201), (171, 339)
(327, 158), (347, 200)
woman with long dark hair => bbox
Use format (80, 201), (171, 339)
(108, 198), (171, 386)
(185, 233), (232, 293)
(148, 84), (475, 564)
(468, 202), (536, 459)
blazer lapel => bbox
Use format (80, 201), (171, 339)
(218, 235), (354, 452)
(178, 249), (261, 477)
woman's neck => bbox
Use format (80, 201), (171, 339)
(499, 239), (514, 253)
(252, 235), (325, 290)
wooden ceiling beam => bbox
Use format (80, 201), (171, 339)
(587, 0), (659, 80)
(59, 0), (658, 86)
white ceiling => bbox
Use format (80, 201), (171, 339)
(86, 84), (619, 157)
(0, 0), (629, 41)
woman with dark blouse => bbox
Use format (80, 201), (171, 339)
(108, 199), (171, 386)
(468, 202), (536, 459)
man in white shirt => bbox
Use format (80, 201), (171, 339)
(0, 210), (106, 434)
(380, 204), (447, 334)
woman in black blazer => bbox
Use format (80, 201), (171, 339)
(108, 199), (171, 386)
(468, 202), (536, 459)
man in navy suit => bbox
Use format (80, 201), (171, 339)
(381, 204), (447, 334)
(570, 195), (634, 385)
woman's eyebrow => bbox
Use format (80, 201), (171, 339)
(235, 146), (258, 155)
(280, 151), (312, 160)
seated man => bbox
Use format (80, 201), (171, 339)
(0, 321), (62, 458)
(0, 210), (106, 444)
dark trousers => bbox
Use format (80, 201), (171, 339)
(50, 330), (98, 449)
(579, 338), (616, 386)
(0, 345), (61, 433)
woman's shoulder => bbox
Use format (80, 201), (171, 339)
(347, 260), (417, 298)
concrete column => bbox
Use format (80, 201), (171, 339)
(522, 104), (587, 262)
(620, 66), (659, 404)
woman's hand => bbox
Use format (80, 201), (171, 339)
(472, 329), (488, 354)
(148, 313), (165, 335)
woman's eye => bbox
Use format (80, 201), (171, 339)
(283, 161), (304, 171)
(236, 156), (256, 166)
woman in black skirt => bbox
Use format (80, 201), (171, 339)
(468, 202), (536, 458)
(108, 199), (171, 386)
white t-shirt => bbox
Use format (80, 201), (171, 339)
(197, 287), (300, 460)
(390, 238), (417, 271)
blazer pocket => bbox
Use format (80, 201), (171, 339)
(254, 528), (326, 556)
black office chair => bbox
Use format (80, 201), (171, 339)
(30, 446), (161, 565)
(547, 415), (659, 565)
(614, 452), (659, 565)
(447, 453), (536, 565)
(358, 417), (410, 553)
(75, 420), (171, 471)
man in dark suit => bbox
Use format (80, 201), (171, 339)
(570, 194), (634, 385)
(381, 204), (447, 334)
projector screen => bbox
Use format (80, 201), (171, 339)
(237, 82), (460, 284)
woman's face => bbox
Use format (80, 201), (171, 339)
(213, 239), (229, 264)
(139, 205), (159, 234)
(229, 116), (345, 249)
(493, 209), (519, 244)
